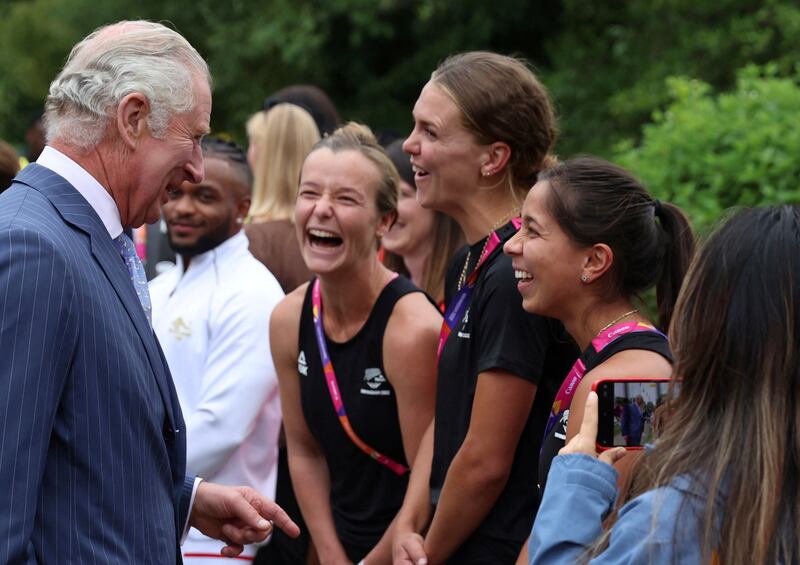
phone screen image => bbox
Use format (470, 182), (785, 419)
(595, 380), (676, 449)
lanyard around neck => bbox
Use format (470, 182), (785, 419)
(311, 278), (409, 476)
(437, 218), (522, 360)
(542, 321), (666, 441)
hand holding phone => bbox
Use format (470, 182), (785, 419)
(591, 377), (673, 451)
(558, 391), (627, 465)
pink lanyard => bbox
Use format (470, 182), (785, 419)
(542, 321), (665, 439)
(438, 218), (522, 360)
(311, 278), (409, 476)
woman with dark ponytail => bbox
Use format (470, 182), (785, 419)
(530, 205), (800, 564)
(503, 157), (694, 561)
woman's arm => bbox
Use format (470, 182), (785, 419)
(392, 420), (436, 565)
(271, 290), (352, 565)
(361, 293), (441, 565)
(423, 370), (538, 564)
(530, 393), (689, 564)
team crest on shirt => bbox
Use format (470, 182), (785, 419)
(169, 317), (192, 340)
(360, 368), (391, 396)
(554, 409), (570, 441)
(298, 351), (308, 376)
(457, 308), (471, 339)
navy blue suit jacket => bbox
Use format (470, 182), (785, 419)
(0, 164), (193, 564)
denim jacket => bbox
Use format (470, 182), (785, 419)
(529, 454), (713, 564)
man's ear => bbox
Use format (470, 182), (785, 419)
(581, 243), (614, 284)
(116, 93), (150, 150)
(479, 141), (512, 178)
(237, 197), (251, 222)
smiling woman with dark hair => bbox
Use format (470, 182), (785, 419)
(530, 205), (800, 564)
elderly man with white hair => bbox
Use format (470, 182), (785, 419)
(0, 20), (298, 564)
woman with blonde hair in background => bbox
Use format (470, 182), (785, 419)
(272, 123), (441, 564)
(382, 139), (463, 307)
(245, 103), (319, 292)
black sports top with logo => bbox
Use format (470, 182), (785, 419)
(537, 332), (673, 497)
(431, 221), (579, 555)
(298, 275), (420, 562)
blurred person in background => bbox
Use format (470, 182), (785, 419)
(382, 139), (463, 307)
(245, 103), (319, 292)
(530, 205), (800, 564)
(272, 123), (441, 564)
(264, 84), (341, 137)
(25, 112), (46, 164)
(149, 137), (285, 564)
(0, 140), (20, 194)
(393, 52), (578, 565)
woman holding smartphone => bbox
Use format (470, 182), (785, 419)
(393, 52), (578, 565)
(271, 123), (441, 564)
(531, 205), (800, 564)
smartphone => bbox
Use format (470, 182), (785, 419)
(592, 378), (675, 451)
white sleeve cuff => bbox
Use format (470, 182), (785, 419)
(181, 476), (204, 544)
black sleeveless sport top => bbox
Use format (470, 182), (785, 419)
(297, 275), (420, 561)
(537, 331), (673, 497)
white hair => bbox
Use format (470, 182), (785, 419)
(44, 20), (211, 150)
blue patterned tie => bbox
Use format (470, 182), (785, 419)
(114, 233), (152, 325)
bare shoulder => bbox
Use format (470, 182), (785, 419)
(587, 348), (672, 382)
(386, 291), (442, 347)
(270, 282), (308, 357)
(576, 348), (672, 400)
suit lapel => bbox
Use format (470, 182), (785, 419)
(15, 164), (177, 429)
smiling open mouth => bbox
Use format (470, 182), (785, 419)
(514, 269), (533, 281)
(308, 228), (343, 248)
(412, 164), (429, 179)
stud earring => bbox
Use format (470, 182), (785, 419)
(580, 274), (589, 283)
(236, 217), (244, 225)
(482, 169), (491, 177)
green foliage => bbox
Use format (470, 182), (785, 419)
(615, 65), (800, 231)
(545, 0), (800, 157)
(0, 0), (561, 145)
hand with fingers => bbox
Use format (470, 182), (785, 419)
(393, 531), (428, 565)
(559, 391), (627, 466)
(189, 481), (301, 558)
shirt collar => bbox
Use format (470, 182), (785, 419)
(36, 146), (124, 238)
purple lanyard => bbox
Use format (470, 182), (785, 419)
(438, 218), (522, 360)
(542, 321), (665, 440)
(311, 278), (409, 476)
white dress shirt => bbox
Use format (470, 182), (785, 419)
(37, 146), (123, 238)
(150, 230), (284, 560)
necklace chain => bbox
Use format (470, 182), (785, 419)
(457, 209), (518, 290)
(597, 308), (640, 334)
